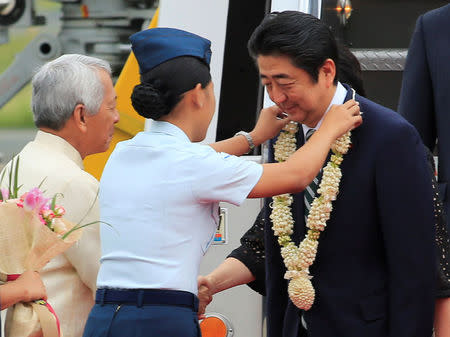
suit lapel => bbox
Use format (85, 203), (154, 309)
(341, 83), (362, 151)
(342, 83), (353, 102)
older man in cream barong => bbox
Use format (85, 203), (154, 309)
(0, 54), (119, 337)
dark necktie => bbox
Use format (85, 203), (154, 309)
(303, 128), (321, 223)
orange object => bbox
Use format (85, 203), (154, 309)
(200, 316), (228, 337)
(80, 4), (89, 18)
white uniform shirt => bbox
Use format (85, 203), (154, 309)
(0, 131), (100, 337)
(97, 121), (263, 294)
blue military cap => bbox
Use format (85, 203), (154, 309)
(130, 27), (212, 74)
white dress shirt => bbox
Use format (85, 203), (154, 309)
(97, 121), (263, 295)
(0, 131), (101, 337)
(302, 82), (347, 137)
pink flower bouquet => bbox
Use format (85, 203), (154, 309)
(0, 159), (85, 337)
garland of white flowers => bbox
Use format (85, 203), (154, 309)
(270, 100), (354, 311)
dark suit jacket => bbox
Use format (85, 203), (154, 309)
(398, 4), (450, 229)
(264, 85), (436, 337)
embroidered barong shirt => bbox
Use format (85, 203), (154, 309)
(0, 131), (100, 337)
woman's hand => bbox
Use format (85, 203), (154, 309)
(0, 270), (47, 309)
(250, 105), (292, 146)
(320, 99), (362, 140)
(15, 270), (47, 302)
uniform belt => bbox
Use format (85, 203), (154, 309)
(96, 288), (199, 311)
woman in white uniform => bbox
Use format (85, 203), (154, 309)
(82, 28), (361, 337)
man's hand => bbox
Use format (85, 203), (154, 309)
(197, 275), (214, 320)
(250, 105), (292, 146)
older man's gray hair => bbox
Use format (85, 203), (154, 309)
(32, 54), (112, 130)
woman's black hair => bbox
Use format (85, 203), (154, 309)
(131, 56), (211, 120)
(337, 42), (366, 97)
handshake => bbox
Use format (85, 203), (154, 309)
(197, 275), (214, 319)
(196, 257), (257, 319)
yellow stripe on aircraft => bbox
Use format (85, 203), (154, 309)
(83, 8), (159, 180)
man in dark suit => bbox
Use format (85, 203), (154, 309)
(399, 4), (450, 220)
(249, 11), (435, 337)
(398, 4), (450, 335)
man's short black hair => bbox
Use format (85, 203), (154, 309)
(248, 11), (339, 84)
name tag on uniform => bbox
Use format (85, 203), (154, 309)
(213, 207), (227, 244)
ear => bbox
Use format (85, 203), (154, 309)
(190, 83), (206, 109)
(320, 58), (336, 88)
(72, 104), (88, 133)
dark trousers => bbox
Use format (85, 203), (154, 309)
(82, 288), (200, 337)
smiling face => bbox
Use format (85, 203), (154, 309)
(84, 69), (119, 155)
(257, 54), (335, 128)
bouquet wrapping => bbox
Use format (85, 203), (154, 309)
(0, 193), (83, 337)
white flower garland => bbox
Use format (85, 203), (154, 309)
(270, 115), (352, 311)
